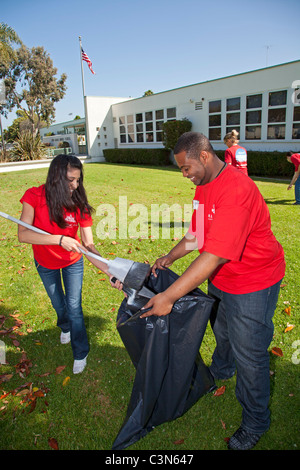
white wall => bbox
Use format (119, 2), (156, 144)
(85, 96), (132, 160)
(108, 61), (300, 153)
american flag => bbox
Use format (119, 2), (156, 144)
(81, 48), (95, 75)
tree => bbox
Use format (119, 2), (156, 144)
(143, 90), (153, 96)
(1, 45), (67, 137)
(0, 22), (23, 65)
(0, 23), (23, 159)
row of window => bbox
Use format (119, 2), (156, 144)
(119, 107), (176, 143)
(209, 90), (300, 140)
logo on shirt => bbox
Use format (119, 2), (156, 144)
(65, 214), (77, 226)
(208, 204), (215, 221)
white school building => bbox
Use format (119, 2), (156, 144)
(40, 60), (300, 161)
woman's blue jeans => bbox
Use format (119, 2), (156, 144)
(35, 257), (89, 360)
(208, 279), (282, 434)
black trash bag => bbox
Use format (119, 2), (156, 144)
(112, 268), (216, 450)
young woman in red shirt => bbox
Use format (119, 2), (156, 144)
(224, 129), (248, 176)
(286, 151), (300, 204)
(19, 154), (109, 374)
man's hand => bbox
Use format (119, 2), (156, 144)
(151, 254), (174, 276)
(140, 292), (173, 318)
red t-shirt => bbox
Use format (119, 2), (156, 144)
(225, 145), (248, 175)
(188, 166), (285, 294)
(291, 153), (300, 171)
(20, 185), (93, 269)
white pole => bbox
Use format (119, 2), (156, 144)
(79, 36), (89, 156)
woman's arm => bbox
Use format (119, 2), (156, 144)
(18, 202), (82, 253)
(80, 225), (110, 274)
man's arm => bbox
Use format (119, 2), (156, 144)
(141, 251), (227, 317)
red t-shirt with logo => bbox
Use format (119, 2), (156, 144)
(188, 166), (285, 294)
(225, 145), (248, 175)
(20, 185), (93, 269)
(291, 153), (300, 171)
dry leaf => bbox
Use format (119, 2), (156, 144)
(62, 376), (70, 386)
(173, 439), (184, 445)
(284, 324), (295, 333)
(271, 347), (283, 357)
(48, 437), (59, 450)
(214, 385), (226, 396)
(56, 365), (66, 374)
(284, 306), (291, 315)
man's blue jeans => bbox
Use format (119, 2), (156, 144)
(35, 257), (89, 360)
(294, 174), (300, 204)
(208, 279), (282, 434)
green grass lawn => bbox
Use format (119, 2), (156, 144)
(0, 163), (299, 451)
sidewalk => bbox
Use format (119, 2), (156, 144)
(0, 155), (95, 173)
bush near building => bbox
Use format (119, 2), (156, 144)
(216, 150), (293, 178)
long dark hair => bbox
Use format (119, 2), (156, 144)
(45, 154), (94, 228)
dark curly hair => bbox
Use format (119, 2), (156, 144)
(45, 154), (93, 228)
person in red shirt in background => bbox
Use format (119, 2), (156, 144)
(224, 129), (248, 176)
(141, 132), (285, 450)
(19, 155), (110, 374)
(286, 151), (300, 205)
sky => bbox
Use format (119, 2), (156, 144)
(1, 0), (300, 130)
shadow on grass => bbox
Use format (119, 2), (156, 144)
(1, 300), (299, 451)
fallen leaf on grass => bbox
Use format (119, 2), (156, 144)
(55, 365), (66, 374)
(213, 385), (226, 396)
(284, 324), (295, 333)
(271, 347), (283, 357)
(173, 439), (184, 445)
(48, 437), (59, 450)
(284, 306), (291, 316)
(62, 376), (70, 386)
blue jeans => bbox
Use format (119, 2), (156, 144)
(294, 174), (300, 204)
(208, 279), (282, 434)
(35, 257), (89, 360)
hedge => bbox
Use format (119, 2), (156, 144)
(215, 150), (294, 178)
(103, 148), (294, 178)
(103, 148), (170, 166)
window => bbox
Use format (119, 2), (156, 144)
(267, 90), (287, 140)
(167, 107), (176, 119)
(292, 106), (300, 139)
(155, 109), (164, 142)
(246, 94), (262, 140)
(226, 97), (240, 134)
(209, 100), (221, 140)
(119, 107), (176, 144)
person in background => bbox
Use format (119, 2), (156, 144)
(224, 129), (248, 175)
(141, 132), (285, 450)
(286, 151), (300, 205)
(18, 154), (111, 374)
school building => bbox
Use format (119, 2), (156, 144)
(40, 60), (300, 161)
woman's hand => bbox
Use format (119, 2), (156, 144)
(60, 236), (82, 253)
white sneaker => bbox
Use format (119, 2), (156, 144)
(73, 355), (88, 374)
(60, 331), (71, 344)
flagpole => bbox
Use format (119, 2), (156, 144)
(79, 36), (89, 157)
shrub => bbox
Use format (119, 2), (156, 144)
(215, 150), (293, 178)
(103, 148), (170, 166)
(10, 131), (47, 161)
(162, 119), (192, 149)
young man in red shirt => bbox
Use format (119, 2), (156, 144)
(286, 151), (300, 205)
(141, 132), (285, 450)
